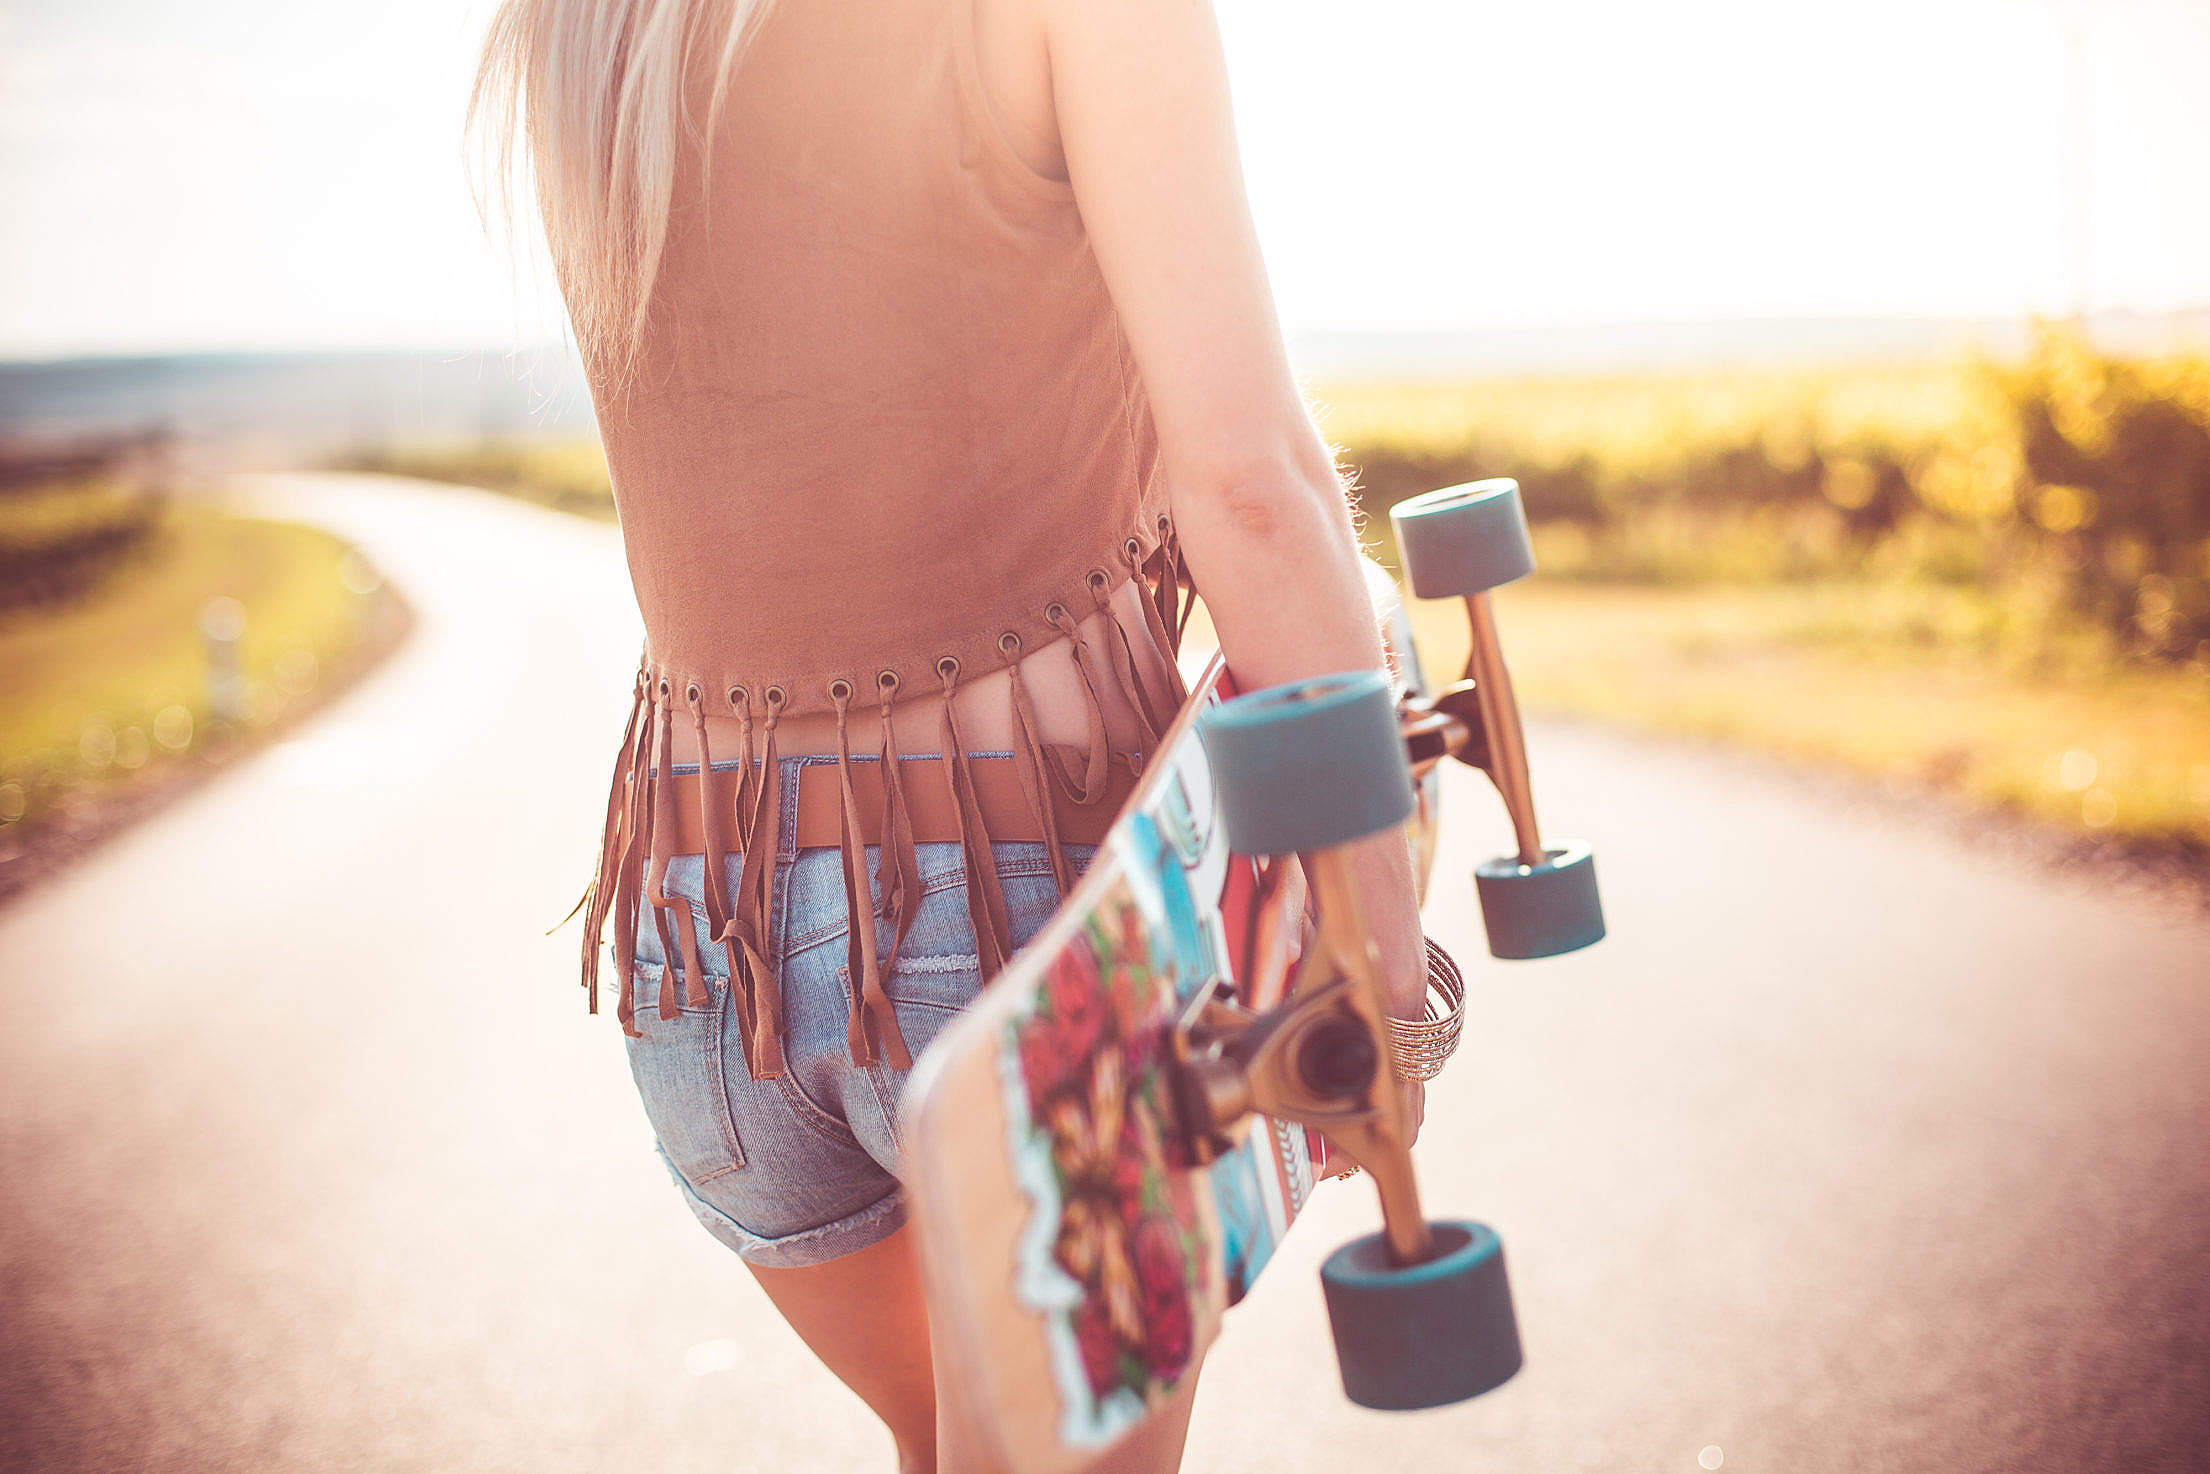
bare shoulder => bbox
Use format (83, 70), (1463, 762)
(1026, 0), (1314, 483)
(1033, 0), (1234, 151)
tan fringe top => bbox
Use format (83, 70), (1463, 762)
(569, 0), (1188, 1075)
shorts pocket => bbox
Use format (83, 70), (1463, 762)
(869, 840), (1095, 1012)
(624, 970), (747, 1179)
(876, 871), (988, 1013)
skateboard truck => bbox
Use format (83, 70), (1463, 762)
(1196, 670), (1523, 1409)
(1390, 480), (1606, 961)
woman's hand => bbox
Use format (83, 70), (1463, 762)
(1362, 825), (1431, 1153)
(1319, 1081), (1424, 1181)
(1318, 825), (1429, 1168)
(1402, 1080), (1427, 1138)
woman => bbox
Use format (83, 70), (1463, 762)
(475, 0), (1430, 1468)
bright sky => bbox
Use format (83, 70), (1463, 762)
(3, 0), (2207, 358)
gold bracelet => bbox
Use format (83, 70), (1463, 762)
(1383, 938), (1466, 1083)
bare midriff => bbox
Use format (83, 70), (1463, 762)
(663, 577), (1183, 767)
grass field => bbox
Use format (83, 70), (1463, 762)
(1399, 579), (2210, 858)
(335, 440), (617, 522)
(0, 501), (381, 849)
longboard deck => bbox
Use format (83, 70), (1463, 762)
(902, 655), (1307, 1468)
(902, 570), (1436, 1471)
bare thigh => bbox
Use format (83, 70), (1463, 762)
(750, 1226), (1205, 1474)
(747, 1226), (941, 1472)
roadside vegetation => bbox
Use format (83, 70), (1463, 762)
(1330, 324), (2210, 868)
(0, 440), (404, 897)
(334, 323), (2210, 870)
(335, 439), (617, 522)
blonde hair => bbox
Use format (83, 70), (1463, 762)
(471, 0), (779, 389)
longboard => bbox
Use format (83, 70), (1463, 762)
(901, 567), (1436, 1470)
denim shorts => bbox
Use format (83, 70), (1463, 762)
(624, 754), (1094, 1269)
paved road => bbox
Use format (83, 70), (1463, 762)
(4, 473), (2207, 1474)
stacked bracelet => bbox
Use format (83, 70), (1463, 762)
(1384, 937), (1466, 1083)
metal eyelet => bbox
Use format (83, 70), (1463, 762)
(1087, 567), (1110, 590)
(764, 685), (787, 710)
(828, 678), (853, 702)
(1125, 536), (1144, 562)
(936, 655), (960, 681)
(684, 682), (702, 704)
(1044, 601), (1068, 625)
(999, 631), (1023, 656)
(655, 677), (671, 699)
(727, 685), (747, 708)
(877, 669), (900, 694)
(1156, 511), (1172, 535)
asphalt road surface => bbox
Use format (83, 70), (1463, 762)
(4, 473), (2206, 1474)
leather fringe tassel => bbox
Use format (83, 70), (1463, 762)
(703, 688), (760, 1057)
(725, 687), (787, 1078)
(831, 684), (912, 1068)
(1003, 631), (1075, 897)
(643, 686), (714, 1021)
(1041, 603), (1116, 804)
(938, 657), (1015, 978)
(608, 677), (660, 1038)
(874, 672), (923, 980)
(573, 667), (650, 1019)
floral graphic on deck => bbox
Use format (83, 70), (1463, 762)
(1001, 873), (1204, 1442)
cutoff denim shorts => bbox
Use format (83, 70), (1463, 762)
(625, 754), (1094, 1269)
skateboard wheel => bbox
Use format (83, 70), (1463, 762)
(1390, 480), (1536, 598)
(1473, 841), (1604, 959)
(1321, 1220), (1522, 1410)
(1200, 670), (1416, 856)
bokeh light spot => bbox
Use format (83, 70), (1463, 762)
(2082, 788), (2118, 828)
(79, 722), (116, 770)
(153, 705), (194, 751)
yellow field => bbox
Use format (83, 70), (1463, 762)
(1311, 357), (1977, 470)
(1401, 580), (2210, 855)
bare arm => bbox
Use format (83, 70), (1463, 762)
(1035, 0), (1426, 1020)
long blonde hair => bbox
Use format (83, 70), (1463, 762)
(471, 0), (779, 389)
